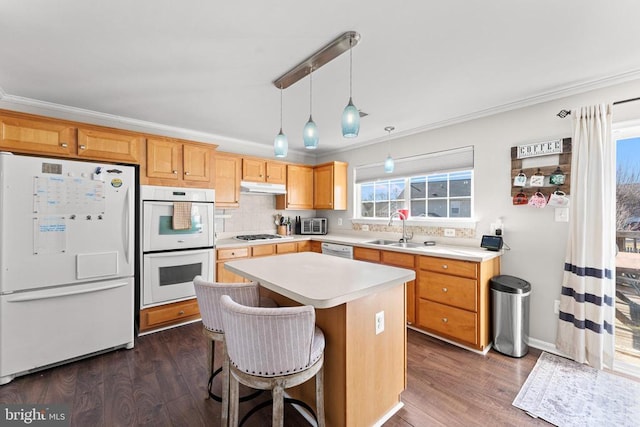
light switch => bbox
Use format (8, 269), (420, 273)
(555, 207), (569, 222)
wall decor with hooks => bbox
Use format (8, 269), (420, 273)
(510, 137), (571, 199)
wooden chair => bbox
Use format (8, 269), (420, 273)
(220, 295), (326, 427)
(193, 276), (267, 426)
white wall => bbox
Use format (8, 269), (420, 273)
(318, 78), (640, 347)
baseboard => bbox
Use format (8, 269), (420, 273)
(527, 338), (569, 358)
(407, 325), (491, 355)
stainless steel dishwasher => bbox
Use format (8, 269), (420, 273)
(321, 242), (354, 259)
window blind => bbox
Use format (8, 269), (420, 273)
(354, 146), (474, 183)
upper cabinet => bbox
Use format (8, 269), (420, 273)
(0, 111), (142, 163)
(314, 161), (347, 210)
(242, 158), (286, 184)
(143, 137), (216, 188)
(76, 127), (142, 163)
(276, 164), (313, 210)
(214, 153), (242, 208)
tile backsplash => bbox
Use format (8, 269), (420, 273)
(215, 194), (315, 237)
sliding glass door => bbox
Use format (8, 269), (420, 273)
(614, 129), (640, 373)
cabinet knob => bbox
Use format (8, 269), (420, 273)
(442, 264), (448, 269)
(178, 310), (185, 316)
(79, 144), (86, 150)
(231, 252), (235, 255)
(184, 171), (190, 176)
(442, 318), (448, 323)
(60, 143), (68, 148)
(442, 287), (448, 293)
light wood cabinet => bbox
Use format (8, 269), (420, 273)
(251, 244), (275, 257)
(276, 164), (313, 210)
(416, 255), (499, 350)
(314, 161), (347, 210)
(242, 157), (286, 184)
(214, 153), (242, 208)
(297, 240), (311, 252)
(0, 111), (142, 163)
(139, 298), (201, 332)
(309, 241), (322, 253)
(76, 127), (142, 163)
(144, 137), (215, 188)
(354, 247), (417, 325)
(216, 247), (250, 283)
(276, 242), (297, 254)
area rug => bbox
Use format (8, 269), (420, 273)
(512, 352), (640, 427)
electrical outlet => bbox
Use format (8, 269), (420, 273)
(444, 228), (455, 237)
(337, 217), (343, 226)
(361, 224), (369, 232)
(375, 311), (384, 335)
(554, 300), (560, 314)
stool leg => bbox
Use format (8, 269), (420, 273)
(206, 339), (215, 400)
(221, 340), (229, 427)
(229, 371), (239, 427)
(316, 365), (325, 427)
(272, 384), (284, 427)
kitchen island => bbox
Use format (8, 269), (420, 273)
(225, 252), (416, 427)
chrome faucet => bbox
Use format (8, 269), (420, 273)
(388, 211), (413, 243)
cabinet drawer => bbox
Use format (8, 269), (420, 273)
(381, 250), (415, 268)
(418, 271), (477, 311)
(418, 256), (477, 279)
(276, 242), (297, 254)
(354, 247), (381, 262)
(217, 247), (249, 260)
(297, 240), (311, 252)
(418, 299), (477, 345)
(141, 299), (200, 329)
(251, 244), (275, 257)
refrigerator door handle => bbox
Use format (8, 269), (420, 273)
(122, 186), (131, 264)
(6, 282), (128, 302)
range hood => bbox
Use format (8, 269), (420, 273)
(240, 181), (287, 195)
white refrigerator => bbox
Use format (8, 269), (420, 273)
(0, 152), (135, 385)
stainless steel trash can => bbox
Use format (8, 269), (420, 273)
(490, 275), (531, 357)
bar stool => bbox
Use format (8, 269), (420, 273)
(193, 276), (268, 426)
(220, 295), (326, 427)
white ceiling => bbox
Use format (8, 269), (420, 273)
(2, 1), (640, 155)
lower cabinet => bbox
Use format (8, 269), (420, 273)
(139, 298), (201, 333)
(416, 255), (500, 351)
(354, 245), (500, 351)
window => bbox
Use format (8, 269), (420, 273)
(357, 170), (473, 219)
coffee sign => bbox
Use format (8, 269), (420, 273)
(516, 139), (563, 159)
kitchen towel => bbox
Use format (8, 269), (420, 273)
(172, 201), (192, 230)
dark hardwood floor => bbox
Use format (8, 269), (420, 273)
(0, 323), (547, 426)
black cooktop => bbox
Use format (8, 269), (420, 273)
(235, 234), (285, 241)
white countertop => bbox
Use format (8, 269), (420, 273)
(224, 252), (416, 309)
(216, 233), (502, 262)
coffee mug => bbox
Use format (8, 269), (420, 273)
(513, 192), (528, 205)
(529, 174), (545, 187)
(513, 172), (527, 187)
(548, 190), (569, 207)
(528, 191), (547, 208)
(549, 167), (566, 185)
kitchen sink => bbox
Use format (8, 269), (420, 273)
(364, 239), (400, 246)
(387, 242), (425, 249)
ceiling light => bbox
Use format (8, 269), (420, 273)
(271, 31), (360, 149)
(384, 126), (395, 173)
(274, 87), (288, 158)
(303, 69), (319, 149)
(342, 35), (360, 138)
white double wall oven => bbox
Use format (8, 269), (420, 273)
(141, 185), (215, 309)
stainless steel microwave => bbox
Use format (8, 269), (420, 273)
(301, 217), (328, 235)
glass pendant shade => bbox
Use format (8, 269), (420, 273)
(303, 116), (319, 149)
(384, 154), (395, 173)
(342, 97), (360, 138)
(274, 129), (288, 158)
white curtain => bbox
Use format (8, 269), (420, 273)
(556, 104), (616, 369)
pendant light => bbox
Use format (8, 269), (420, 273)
(384, 126), (395, 173)
(342, 35), (360, 138)
(303, 69), (319, 149)
(273, 87), (288, 158)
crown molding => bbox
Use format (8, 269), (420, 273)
(332, 68), (640, 155)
